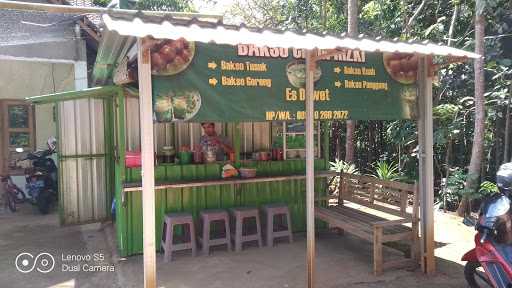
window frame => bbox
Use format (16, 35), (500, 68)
(1, 100), (35, 175)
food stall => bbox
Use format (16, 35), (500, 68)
(16, 6), (479, 287)
(115, 33), (423, 257)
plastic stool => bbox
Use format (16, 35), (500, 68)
(199, 209), (232, 255)
(161, 213), (197, 262)
(262, 203), (293, 246)
(229, 207), (262, 252)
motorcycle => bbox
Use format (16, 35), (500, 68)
(462, 162), (512, 288)
(17, 137), (58, 214)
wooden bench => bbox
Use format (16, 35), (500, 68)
(315, 173), (420, 275)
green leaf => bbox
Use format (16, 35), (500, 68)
(499, 59), (512, 67)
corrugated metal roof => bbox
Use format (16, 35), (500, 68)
(92, 29), (134, 85)
(63, 0), (101, 26)
(0, 9), (76, 45)
(102, 14), (480, 59)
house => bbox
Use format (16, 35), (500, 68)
(0, 0), (98, 181)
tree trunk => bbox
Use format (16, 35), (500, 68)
(504, 83), (511, 162)
(404, 0), (429, 37)
(332, 121), (342, 160)
(345, 0), (358, 164)
(459, 0), (486, 217)
(368, 121), (375, 165)
(443, 137), (454, 212)
(447, 0), (460, 46)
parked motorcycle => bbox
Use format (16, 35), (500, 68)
(462, 162), (512, 288)
(18, 137), (58, 214)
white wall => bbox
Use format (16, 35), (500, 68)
(0, 60), (75, 149)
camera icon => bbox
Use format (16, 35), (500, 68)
(15, 252), (55, 273)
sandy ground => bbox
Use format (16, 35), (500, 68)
(112, 209), (475, 288)
(0, 204), (119, 288)
(0, 204), (475, 288)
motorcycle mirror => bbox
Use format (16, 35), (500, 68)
(15, 147), (24, 153)
(47, 136), (57, 152)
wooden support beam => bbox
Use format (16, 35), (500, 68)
(417, 55), (435, 274)
(123, 171), (337, 192)
(47, 0), (100, 42)
(78, 20), (99, 42)
(138, 37), (157, 288)
(305, 49), (316, 288)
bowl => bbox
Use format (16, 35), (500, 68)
(239, 168), (257, 178)
(286, 61), (322, 88)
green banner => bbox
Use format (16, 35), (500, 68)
(150, 39), (418, 122)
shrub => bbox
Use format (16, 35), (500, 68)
(372, 161), (400, 181)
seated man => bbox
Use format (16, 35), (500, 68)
(199, 122), (234, 161)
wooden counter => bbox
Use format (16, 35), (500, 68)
(124, 170), (336, 192)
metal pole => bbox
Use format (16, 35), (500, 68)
(417, 55), (435, 274)
(305, 49), (316, 288)
(137, 38), (157, 288)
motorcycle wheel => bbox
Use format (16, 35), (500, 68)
(6, 193), (16, 212)
(36, 192), (50, 214)
(14, 189), (26, 204)
(465, 261), (493, 287)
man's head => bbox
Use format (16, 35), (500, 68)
(201, 122), (216, 136)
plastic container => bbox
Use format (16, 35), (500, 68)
(239, 168), (257, 178)
(161, 146), (176, 163)
(125, 151), (142, 168)
(193, 150), (203, 163)
(259, 151), (271, 161)
(178, 151), (192, 164)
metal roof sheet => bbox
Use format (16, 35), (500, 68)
(0, 9), (76, 45)
(102, 14), (480, 59)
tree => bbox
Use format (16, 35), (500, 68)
(459, 0), (486, 216)
(135, 0), (194, 12)
(227, 0), (512, 213)
(345, 0), (358, 164)
(447, 0), (460, 46)
(403, 0), (430, 38)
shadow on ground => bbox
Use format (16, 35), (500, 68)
(114, 230), (468, 288)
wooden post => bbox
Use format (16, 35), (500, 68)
(417, 55), (435, 274)
(305, 49), (316, 288)
(337, 171), (344, 206)
(137, 38), (157, 288)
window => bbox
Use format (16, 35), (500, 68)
(1, 100), (35, 175)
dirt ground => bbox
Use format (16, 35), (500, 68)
(0, 204), (120, 288)
(0, 205), (474, 288)
(113, 211), (472, 288)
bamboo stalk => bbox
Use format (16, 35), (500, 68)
(504, 82), (511, 162)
